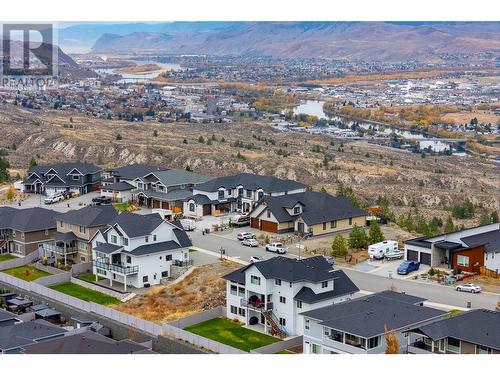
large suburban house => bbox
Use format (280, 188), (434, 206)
(301, 291), (445, 354)
(406, 309), (499, 354)
(101, 164), (212, 216)
(22, 163), (102, 196)
(91, 212), (192, 291)
(0, 207), (58, 256)
(223, 256), (359, 337)
(43, 205), (118, 264)
(404, 223), (500, 272)
(183, 173), (307, 218)
(248, 192), (367, 235)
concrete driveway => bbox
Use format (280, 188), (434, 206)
(6, 192), (101, 212)
(354, 258), (430, 280)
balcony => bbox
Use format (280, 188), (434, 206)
(241, 297), (273, 311)
(43, 242), (78, 255)
(408, 341), (434, 354)
(93, 259), (139, 275)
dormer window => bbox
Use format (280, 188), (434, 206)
(218, 190), (225, 200)
(110, 235), (117, 244)
(293, 206), (301, 215)
(153, 235), (157, 241)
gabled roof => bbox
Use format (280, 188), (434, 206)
(194, 173), (306, 193)
(301, 291), (444, 339)
(109, 212), (164, 238)
(223, 256), (338, 284)
(124, 240), (188, 256)
(94, 243), (123, 255)
(461, 229), (500, 254)
(254, 192), (366, 225)
(104, 181), (135, 191)
(55, 205), (118, 227)
(294, 270), (359, 303)
(185, 194), (213, 205)
(408, 309), (499, 350)
(144, 169), (212, 187)
(0, 207), (58, 232)
(109, 164), (168, 180)
(28, 163), (101, 177)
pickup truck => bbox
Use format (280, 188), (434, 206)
(384, 250), (405, 261)
(397, 260), (420, 275)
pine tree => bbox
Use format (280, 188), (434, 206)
(444, 216), (454, 233)
(368, 220), (384, 244)
(349, 224), (367, 249)
(331, 235), (348, 257)
(28, 157), (38, 169)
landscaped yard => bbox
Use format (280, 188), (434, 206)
(0, 254), (16, 262)
(1, 265), (51, 281)
(76, 272), (105, 283)
(50, 282), (121, 305)
(184, 317), (280, 352)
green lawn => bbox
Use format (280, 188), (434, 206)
(76, 273), (105, 283)
(0, 254), (17, 262)
(50, 282), (121, 305)
(444, 309), (464, 317)
(113, 202), (131, 212)
(1, 265), (51, 281)
(185, 318), (280, 352)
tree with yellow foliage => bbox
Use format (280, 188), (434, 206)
(6, 185), (15, 201)
(384, 325), (400, 354)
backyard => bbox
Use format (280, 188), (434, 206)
(0, 254), (17, 262)
(50, 282), (121, 305)
(1, 265), (51, 281)
(75, 272), (105, 283)
(185, 317), (280, 352)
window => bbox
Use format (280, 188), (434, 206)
(218, 190), (225, 200)
(110, 235), (117, 244)
(267, 210), (271, 218)
(238, 287), (245, 298)
(78, 241), (86, 250)
(79, 226), (86, 234)
(345, 333), (366, 349)
(457, 255), (469, 267)
(250, 275), (261, 285)
(297, 301), (302, 309)
(238, 308), (246, 317)
(294, 206), (301, 214)
(246, 190), (251, 198)
(476, 345), (492, 354)
(230, 305), (238, 314)
(323, 222), (327, 230)
(72, 175), (79, 180)
(122, 237), (129, 246)
(438, 339), (445, 352)
(367, 337), (380, 349)
(329, 329), (343, 343)
(311, 343), (321, 354)
(142, 276), (149, 283)
(321, 281), (328, 288)
(126, 256), (131, 264)
(96, 268), (106, 276)
(304, 319), (309, 330)
(189, 203), (195, 212)
(161, 271), (168, 278)
(66, 223), (71, 230)
(230, 284), (237, 295)
(446, 337), (460, 353)
(153, 235), (157, 241)
(279, 317), (286, 326)
(279, 296), (286, 304)
(258, 191), (264, 200)
(349, 218), (353, 225)
(45, 229), (49, 236)
(275, 279), (282, 286)
(21, 232), (25, 239)
(145, 236), (149, 243)
(157, 185), (164, 192)
(331, 220), (337, 228)
(228, 189), (232, 196)
(80, 256), (86, 262)
(166, 255), (172, 261)
(59, 221), (64, 228)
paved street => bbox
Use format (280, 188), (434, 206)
(189, 230), (500, 310)
(6, 192), (101, 212)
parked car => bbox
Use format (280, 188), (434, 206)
(456, 283), (482, 293)
(241, 238), (259, 247)
(230, 215), (250, 227)
(180, 219), (196, 231)
(91, 196), (112, 205)
(250, 256), (266, 263)
(265, 242), (287, 254)
(237, 232), (254, 241)
(397, 260), (420, 275)
(384, 250), (405, 261)
(323, 255), (334, 266)
(44, 193), (64, 204)
(368, 240), (398, 260)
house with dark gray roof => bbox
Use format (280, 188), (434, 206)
(42, 205), (118, 264)
(184, 172), (307, 218)
(248, 191), (366, 236)
(90, 211), (192, 291)
(22, 162), (101, 196)
(301, 291), (445, 354)
(406, 309), (499, 354)
(0, 207), (58, 256)
(223, 256), (359, 338)
(403, 222), (499, 271)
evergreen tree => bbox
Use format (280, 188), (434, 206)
(368, 220), (384, 244)
(331, 235), (348, 257)
(444, 216), (455, 233)
(28, 157), (38, 169)
(349, 224), (367, 249)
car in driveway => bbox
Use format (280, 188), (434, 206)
(237, 232), (254, 241)
(397, 260), (420, 275)
(241, 238), (259, 247)
(231, 215), (250, 227)
(250, 256), (266, 263)
(44, 193), (64, 204)
(91, 196), (112, 205)
(265, 242), (287, 254)
(456, 283), (482, 293)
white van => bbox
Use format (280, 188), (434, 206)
(180, 219), (196, 231)
(368, 240), (398, 260)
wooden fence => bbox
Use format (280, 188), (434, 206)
(480, 266), (499, 279)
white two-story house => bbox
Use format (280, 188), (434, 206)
(223, 256), (359, 337)
(90, 212), (192, 291)
(183, 173), (306, 218)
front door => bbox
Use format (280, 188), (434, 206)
(297, 222), (305, 234)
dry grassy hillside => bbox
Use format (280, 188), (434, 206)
(0, 106), (498, 226)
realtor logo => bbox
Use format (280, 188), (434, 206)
(1, 23), (58, 89)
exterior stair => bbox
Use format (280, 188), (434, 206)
(262, 309), (287, 339)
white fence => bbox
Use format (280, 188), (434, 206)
(0, 251), (40, 271)
(250, 335), (303, 354)
(168, 306), (225, 329)
(34, 272), (71, 286)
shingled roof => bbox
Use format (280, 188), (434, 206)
(55, 205), (118, 227)
(194, 173), (306, 193)
(0, 207), (57, 232)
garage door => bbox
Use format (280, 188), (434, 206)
(261, 220), (278, 233)
(420, 252), (431, 266)
(407, 249), (419, 261)
(203, 204), (211, 216)
(250, 217), (260, 229)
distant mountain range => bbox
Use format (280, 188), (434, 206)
(86, 21), (500, 62)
